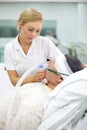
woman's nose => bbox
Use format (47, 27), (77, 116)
(31, 31), (37, 37)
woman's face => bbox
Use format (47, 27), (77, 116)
(19, 21), (43, 43)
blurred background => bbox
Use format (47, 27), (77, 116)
(0, 1), (87, 63)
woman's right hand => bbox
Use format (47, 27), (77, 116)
(22, 70), (46, 85)
(30, 70), (46, 82)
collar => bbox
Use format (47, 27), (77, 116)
(13, 35), (21, 50)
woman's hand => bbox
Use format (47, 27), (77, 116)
(31, 70), (46, 82)
(22, 70), (46, 85)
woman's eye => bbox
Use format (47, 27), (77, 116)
(28, 29), (40, 33)
(28, 29), (33, 32)
(36, 30), (40, 33)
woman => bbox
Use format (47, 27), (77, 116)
(4, 8), (63, 86)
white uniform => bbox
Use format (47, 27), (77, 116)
(4, 35), (63, 77)
(37, 68), (87, 130)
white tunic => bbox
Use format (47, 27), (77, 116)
(37, 68), (87, 130)
(4, 35), (63, 77)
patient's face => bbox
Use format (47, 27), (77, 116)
(46, 60), (63, 87)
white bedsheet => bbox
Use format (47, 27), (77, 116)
(0, 63), (14, 97)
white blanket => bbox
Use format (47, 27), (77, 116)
(0, 63), (50, 130)
(37, 68), (87, 130)
(0, 82), (50, 130)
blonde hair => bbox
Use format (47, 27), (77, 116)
(17, 8), (43, 30)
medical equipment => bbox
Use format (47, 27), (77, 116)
(47, 68), (69, 76)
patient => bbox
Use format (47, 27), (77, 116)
(0, 54), (86, 130)
(37, 55), (87, 130)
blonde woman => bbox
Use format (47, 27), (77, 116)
(4, 8), (63, 86)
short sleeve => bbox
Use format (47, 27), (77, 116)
(4, 43), (15, 70)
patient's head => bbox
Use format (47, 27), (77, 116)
(54, 54), (85, 79)
(65, 54), (84, 72)
(46, 54), (85, 89)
